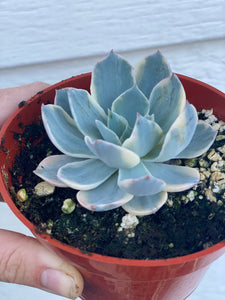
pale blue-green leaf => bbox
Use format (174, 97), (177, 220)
(34, 155), (83, 187)
(149, 74), (186, 132)
(77, 174), (133, 211)
(85, 136), (140, 169)
(122, 191), (168, 216)
(67, 88), (107, 139)
(118, 162), (166, 196)
(42, 105), (94, 158)
(120, 125), (132, 143)
(150, 103), (198, 162)
(176, 121), (217, 159)
(135, 50), (172, 99)
(95, 120), (121, 145)
(54, 89), (72, 117)
(91, 51), (135, 112)
(143, 144), (162, 161)
(111, 85), (150, 127)
(143, 161), (200, 192)
(107, 110), (128, 138)
(58, 158), (116, 190)
(123, 114), (163, 157)
(145, 114), (155, 121)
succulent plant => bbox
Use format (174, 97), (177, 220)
(34, 50), (217, 216)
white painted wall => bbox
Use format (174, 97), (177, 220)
(0, 0), (225, 91)
(0, 1), (225, 299)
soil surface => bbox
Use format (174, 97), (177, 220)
(6, 112), (225, 260)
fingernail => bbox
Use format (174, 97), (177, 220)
(41, 269), (77, 299)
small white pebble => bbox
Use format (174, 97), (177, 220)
(217, 200), (223, 206)
(127, 232), (135, 238)
(120, 214), (139, 230)
(212, 123), (220, 131)
(218, 160), (225, 168)
(205, 188), (217, 202)
(205, 115), (218, 124)
(167, 199), (173, 207)
(203, 170), (211, 178)
(207, 149), (222, 162)
(212, 183), (220, 193)
(186, 190), (195, 201)
(217, 145), (225, 154)
(204, 109), (213, 117)
(211, 162), (218, 172)
(216, 135), (225, 141)
(200, 172), (206, 181)
(34, 181), (55, 196)
(219, 121), (225, 132)
(199, 159), (209, 168)
(210, 171), (225, 185)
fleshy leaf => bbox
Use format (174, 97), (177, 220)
(123, 191), (168, 216)
(120, 124), (132, 143)
(149, 74), (186, 132)
(68, 88), (107, 139)
(123, 114), (163, 157)
(34, 155), (82, 187)
(143, 162), (200, 192)
(77, 174), (133, 211)
(42, 105), (94, 158)
(118, 162), (166, 196)
(96, 120), (121, 145)
(148, 103), (198, 162)
(85, 136), (140, 169)
(135, 51), (172, 99)
(54, 89), (72, 117)
(111, 85), (150, 127)
(58, 158), (116, 190)
(176, 121), (217, 159)
(107, 110), (128, 138)
(145, 114), (155, 121)
(91, 51), (135, 112)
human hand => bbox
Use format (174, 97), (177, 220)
(0, 82), (50, 127)
(0, 83), (84, 299)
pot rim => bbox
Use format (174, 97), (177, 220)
(1, 73), (225, 267)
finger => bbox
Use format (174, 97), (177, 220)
(0, 230), (83, 299)
(0, 82), (50, 128)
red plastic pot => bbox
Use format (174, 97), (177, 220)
(0, 73), (225, 300)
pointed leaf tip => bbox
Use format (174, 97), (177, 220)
(112, 85), (149, 128)
(91, 51), (135, 112)
(135, 51), (172, 99)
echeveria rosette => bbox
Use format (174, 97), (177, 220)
(34, 50), (217, 216)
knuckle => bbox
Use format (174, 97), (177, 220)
(0, 248), (25, 283)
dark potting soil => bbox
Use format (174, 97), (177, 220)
(6, 116), (225, 260)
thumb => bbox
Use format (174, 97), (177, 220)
(0, 82), (50, 128)
(0, 229), (83, 299)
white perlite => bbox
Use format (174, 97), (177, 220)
(118, 214), (139, 236)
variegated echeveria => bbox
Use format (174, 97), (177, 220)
(34, 50), (217, 216)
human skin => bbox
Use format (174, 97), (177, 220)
(0, 82), (84, 299)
